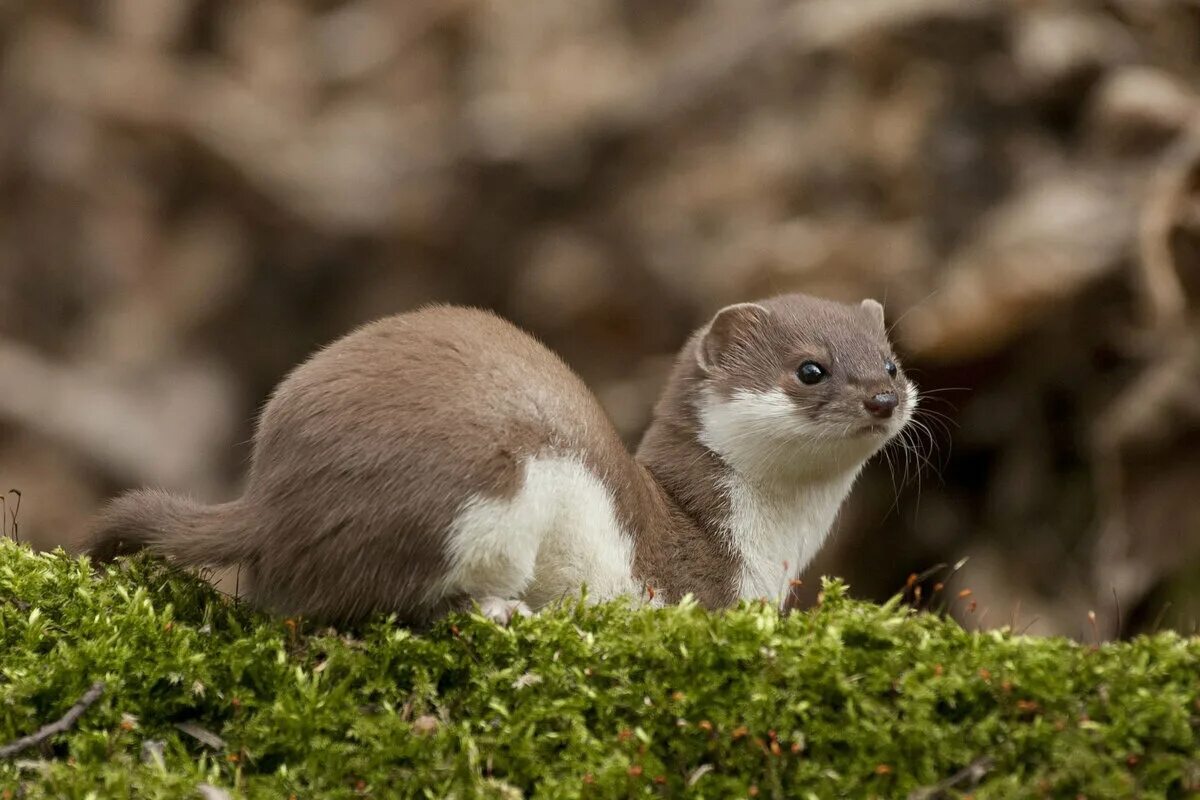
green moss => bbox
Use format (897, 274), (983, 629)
(1, 539), (1198, 799)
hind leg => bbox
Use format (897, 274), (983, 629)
(439, 530), (537, 621)
(435, 486), (543, 622)
(437, 457), (638, 621)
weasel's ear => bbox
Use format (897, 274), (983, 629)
(697, 302), (770, 373)
(861, 299), (886, 330)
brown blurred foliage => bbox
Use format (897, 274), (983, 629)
(1, 0), (1199, 638)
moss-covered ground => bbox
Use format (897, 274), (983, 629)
(1, 539), (1199, 799)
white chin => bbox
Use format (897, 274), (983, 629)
(855, 422), (892, 438)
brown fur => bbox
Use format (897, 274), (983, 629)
(87, 294), (906, 623)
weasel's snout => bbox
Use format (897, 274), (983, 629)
(863, 391), (899, 419)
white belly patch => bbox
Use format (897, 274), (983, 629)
(439, 456), (640, 609)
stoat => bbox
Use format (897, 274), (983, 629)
(88, 293), (915, 624)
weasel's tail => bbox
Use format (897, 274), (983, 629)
(87, 489), (255, 566)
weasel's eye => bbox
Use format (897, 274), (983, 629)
(797, 361), (827, 385)
(885, 359), (898, 378)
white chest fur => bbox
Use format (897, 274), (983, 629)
(699, 388), (870, 604)
(721, 470), (858, 602)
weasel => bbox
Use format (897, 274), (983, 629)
(88, 293), (915, 624)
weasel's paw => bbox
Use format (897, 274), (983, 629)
(477, 597), (532, 625)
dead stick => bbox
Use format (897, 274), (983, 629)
(0, 681), (105, 759)
(908, 756), (995, 800)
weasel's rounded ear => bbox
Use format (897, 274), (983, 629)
(697, 302), (770, 373)
(860, 299), (886, 330)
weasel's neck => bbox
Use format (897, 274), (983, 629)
(719, 466), (861, 602)
(634, 371), (867, 607)
(633, 417), (742, 606)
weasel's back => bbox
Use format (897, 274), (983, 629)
(252, 306), (610, 492)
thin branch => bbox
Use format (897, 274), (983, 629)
(908, 756), (995, 800)
(0, 681), (105, 759)
(7, 489), (20, 543)
(1112, 587), (1122, 639)
(174, 721), (226, 750)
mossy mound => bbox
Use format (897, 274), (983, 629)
(1, 540), (1198, 799)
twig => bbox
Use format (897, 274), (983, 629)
(0, 681), (105, 759)
(907, 756), (995, 800)
(7, 489), (20, 543)
(1136, 121), (1198, 331)
(1111, 587), (1122, 639)
(174, 721), (226, 750)
(1150, 601), (1172, 634)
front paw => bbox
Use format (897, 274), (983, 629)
(477, 597), (532, 626)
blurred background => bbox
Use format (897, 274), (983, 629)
(1, 0), (1199, 639)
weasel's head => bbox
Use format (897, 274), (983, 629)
(692, 294), (915, 478)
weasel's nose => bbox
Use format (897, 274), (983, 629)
(864, 392), (898, 419)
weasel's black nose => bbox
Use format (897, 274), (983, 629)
(864, 392), (898, 418)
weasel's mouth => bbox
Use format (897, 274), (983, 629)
(857, 422), (890, 437)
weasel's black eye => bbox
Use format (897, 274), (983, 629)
(797, 361), (827, 385)
(885, 359), (898, 378)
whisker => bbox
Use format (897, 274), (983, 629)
(911, 386), (972, 395)
(885, 288), (943, 339)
